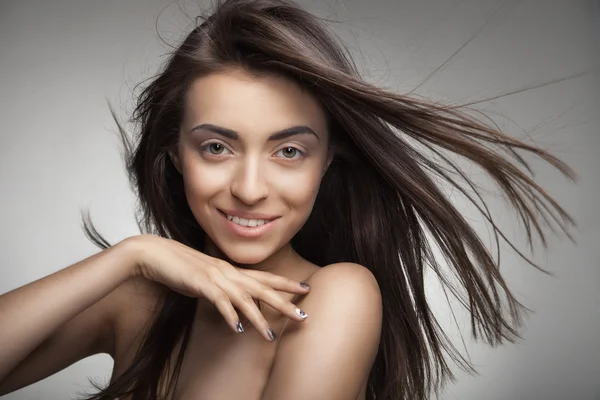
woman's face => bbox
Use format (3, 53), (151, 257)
(173, 69), (331, 265)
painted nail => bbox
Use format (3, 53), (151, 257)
(295, 308), (308, 319)
(267, 327), (277, 341)
(236, 321), (244, 333)
(299, 281), (311, 289)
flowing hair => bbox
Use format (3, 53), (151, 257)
(80, 0), (576, 399)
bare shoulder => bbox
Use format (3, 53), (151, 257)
(295, 262), (382, 329)
(305, 262), (380, 292)
(280, 261), (383, 345)
(262, 262), (382, 399)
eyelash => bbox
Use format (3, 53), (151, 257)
(200, 142), (232, 156)
(274, 147), (304, 160)
(199, 142), (305, 161)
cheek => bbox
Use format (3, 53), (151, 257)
(270, 167), (323, 211)
(181, 160), (230, 206)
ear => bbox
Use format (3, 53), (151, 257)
(169, 149), (182, 174)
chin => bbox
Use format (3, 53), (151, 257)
(219, 242), (278, 266)
(227, 252), (267, 266)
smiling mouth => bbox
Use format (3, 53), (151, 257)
(218, 210), (279, 228)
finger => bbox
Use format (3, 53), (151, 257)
(214, 277), (276, 342)
(197, 279), (244, 334)
(241, 276), (309, 322)
(240, 269), (311, 294)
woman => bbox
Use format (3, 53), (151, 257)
(0, 0), (575, 399)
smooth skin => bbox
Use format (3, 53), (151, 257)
(0, 69), (383, 400)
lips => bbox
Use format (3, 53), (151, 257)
(219, 210), (279, 227)
(219, 209), (280, 221)
(226, 214), (269, 227)
(217, 209), (281, 238)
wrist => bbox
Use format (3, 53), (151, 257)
(114, 236), (145, 279)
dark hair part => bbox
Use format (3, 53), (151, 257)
(81, 0), (575, 399)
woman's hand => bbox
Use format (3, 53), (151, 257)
(126, 234), (310, 341)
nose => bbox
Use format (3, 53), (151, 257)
(230, 157), (269, 205)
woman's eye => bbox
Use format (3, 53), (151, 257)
(276, 147), (303, 159)
(203, 142), (229, 155)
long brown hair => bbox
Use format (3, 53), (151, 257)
(81, 0), (575, 399)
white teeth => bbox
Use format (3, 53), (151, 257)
(226, 214), (269, 227)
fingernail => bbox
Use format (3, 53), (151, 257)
(267, 327), (277, 341)
(299, 281), (311, 289)
(295, 308), (308, 319)
(236, 321), (244, 333)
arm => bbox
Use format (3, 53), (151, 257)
(261, 263), (383, 400)
(0, 239), (137, 395)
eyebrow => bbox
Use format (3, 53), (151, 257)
(188, 123), (320, 142)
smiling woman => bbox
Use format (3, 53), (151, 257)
(174, 71), (332, 265)
(0, 0), (583, 400)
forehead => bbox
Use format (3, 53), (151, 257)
(182, 69), (328, 136)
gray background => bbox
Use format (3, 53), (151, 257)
(0, 0), (598, 399)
